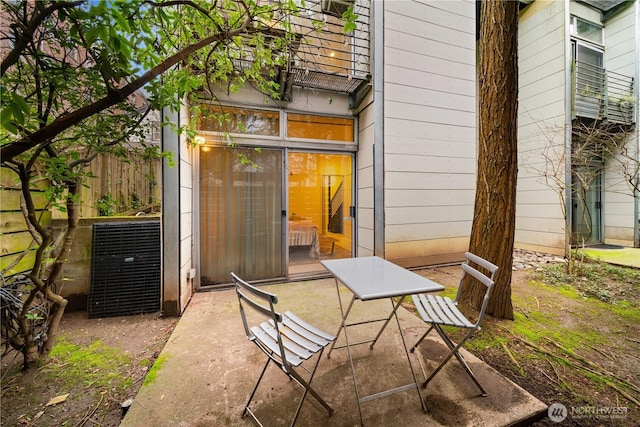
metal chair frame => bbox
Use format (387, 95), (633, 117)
(409, 252), (498, 396)
(232, 272), (336, 427)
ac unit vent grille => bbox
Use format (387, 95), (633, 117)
(89, 221), (161, 318)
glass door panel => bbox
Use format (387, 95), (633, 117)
(200, 147), (284, 284)
(288, 152), (353, 276)
(571, 167), (602, 245)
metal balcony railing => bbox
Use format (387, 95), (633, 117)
(227, 1), (370, 104)
(573, 60), (636, 125)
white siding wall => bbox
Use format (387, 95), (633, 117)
(357, 90), (375, 256)
(383, 0), (476, 267)
(602, 4), (638, 246)
(517, 0), (568, 255)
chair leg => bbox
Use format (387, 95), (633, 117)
(288, 349), (334, 427)
(410, 324), (434, 353)
(244, 358), (272, 419)
(421, 325), (487, 396)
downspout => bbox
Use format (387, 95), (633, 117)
(634, 0), (639, 248)
(564, 2), (573, 256)
(373, 0), (385, 256)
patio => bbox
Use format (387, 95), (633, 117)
(121, 278), (548, 426)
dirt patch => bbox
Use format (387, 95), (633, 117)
(1, 312), (177, 427)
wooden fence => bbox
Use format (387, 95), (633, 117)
(52, 152), (162, 219)
(1, 152), (161, 276)
(0, 167), (50, 276)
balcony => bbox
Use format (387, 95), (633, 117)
(572, 60), (636, 126)
(226, 0), (370, 106)
(287, 0), (370, 96)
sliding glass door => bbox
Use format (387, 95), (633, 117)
(199, 147), (284, 284)
(287, 152), (353, 276)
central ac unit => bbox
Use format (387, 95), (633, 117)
(321, 0), (355, 18)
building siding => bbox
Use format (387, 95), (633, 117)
(517, 0), (567, 255)
(357, 92), (375, 257)
(383, 0), (476, 267)
(602, 4), (638, 246)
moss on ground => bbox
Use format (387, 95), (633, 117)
(143, 354), (169, 386)
(44, 337), (133, 392)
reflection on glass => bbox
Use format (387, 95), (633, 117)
(197, 105), (280, 136)
(576, 19), (602, 44)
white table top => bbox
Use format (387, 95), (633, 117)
(321, 256), (444, 300)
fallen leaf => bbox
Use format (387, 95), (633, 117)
(34, 411), (44, 420)
(46, 393), (70, 406)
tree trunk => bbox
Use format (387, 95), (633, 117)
(41, 179), (80, 355)
(459, 0), (518, 320)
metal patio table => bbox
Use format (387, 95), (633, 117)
(321, 256), (445, 425)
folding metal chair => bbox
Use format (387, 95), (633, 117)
(232, 272), (336, 427)
(409, 252), (498, 396)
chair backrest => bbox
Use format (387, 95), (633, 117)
(232, 272), (295, 371)
(454, 252), (499, 326)
(232, 272), (281, 339)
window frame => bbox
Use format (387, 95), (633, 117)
(570, 15), (604, 47)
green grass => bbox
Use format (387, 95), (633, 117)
(580, 248), (640, 269)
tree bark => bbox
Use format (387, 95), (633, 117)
(459, 0), (518, 320)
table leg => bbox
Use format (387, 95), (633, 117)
(327, 279), (357, 358)
(390, 298), (428, 414)
(369, 296), (406, 350)
(328, 277), (364, 424)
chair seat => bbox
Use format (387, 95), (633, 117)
(251, 311), (336, 367)
(412, 294), (474, 328)
(409, 252), (498, 396)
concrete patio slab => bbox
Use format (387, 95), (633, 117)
(121, 279), (547, 427)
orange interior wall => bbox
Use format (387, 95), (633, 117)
(288, 153), (352, 247)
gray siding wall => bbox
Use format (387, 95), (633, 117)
(383, 0), (476, 267)
(517, 0), (568, 255)
(602, 4), (638, 246)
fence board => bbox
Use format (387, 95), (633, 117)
(0, 250), (36, 276)
(1, 230), (37, 256)
(0, 211), (51, 234)
(0, 188), (49, 211)
(1, 167), (48, 189)
(53, 153), (162, 218)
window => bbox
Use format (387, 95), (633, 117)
(197, 105), (280, 137)
(570, 16), (603, 45)
(287, 113), (354, 142)
(321, 0), (355, 18)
